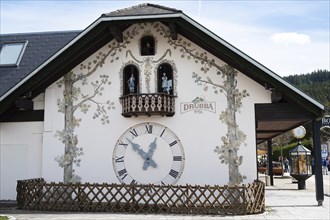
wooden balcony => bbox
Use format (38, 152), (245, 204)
(120, 93), (176, 117)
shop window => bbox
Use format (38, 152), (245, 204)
(123, 65), (139, 95)
(141, 36), (155, 56)
(157, 63), (173, 95)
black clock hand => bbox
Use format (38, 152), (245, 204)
(126, 138), (157, 169)
(143, 137), (157, 170)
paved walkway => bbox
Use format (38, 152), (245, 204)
(1, 174), (329, 220)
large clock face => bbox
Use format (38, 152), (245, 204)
(113, 122), (185, 185)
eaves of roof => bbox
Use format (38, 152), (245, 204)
(0, 7), (324, 118)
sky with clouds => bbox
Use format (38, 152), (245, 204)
(1, 0), (329, 77)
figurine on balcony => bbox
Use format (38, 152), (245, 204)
(162, 72), (172, 94)
(127, 74), (135, 93)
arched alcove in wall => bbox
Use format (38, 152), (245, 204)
(140, 36), (155, 56)
(157, 63), (173, 95)
(123, 64), (139, 95)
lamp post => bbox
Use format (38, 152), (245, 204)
(289, 142), (312, 189)
(290, 126), (312, 190)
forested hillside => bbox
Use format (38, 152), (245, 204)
(283, 69), (330, 112)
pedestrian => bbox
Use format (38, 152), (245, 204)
(322, 158), (328, 175)
(284, 157), (289, 173)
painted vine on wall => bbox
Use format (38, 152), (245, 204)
(55, 25), (144, 183)
(158, 24), (250, 185)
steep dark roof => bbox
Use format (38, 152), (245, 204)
(102, 3), (181, 17)
(0, 31), (80, 97)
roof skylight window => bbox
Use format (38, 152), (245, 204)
(0, 41), (27, 66)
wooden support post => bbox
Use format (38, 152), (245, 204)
(267, 139), (274, 186)
(313, 119), (324, 206)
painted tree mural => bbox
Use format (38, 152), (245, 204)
(158, 24), (249, 185)
(56, 25), (143, 183)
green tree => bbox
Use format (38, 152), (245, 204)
(283, 69), (330, 106)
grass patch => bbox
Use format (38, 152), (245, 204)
(0, 216), (9, 220)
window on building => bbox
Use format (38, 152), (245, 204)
(157, 63), (173, 95)
(123, 65), (139, 95)
(0, 41), (27, 66)
(140, 36), (155, 56)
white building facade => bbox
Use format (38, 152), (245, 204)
(0, 4), (324, 201)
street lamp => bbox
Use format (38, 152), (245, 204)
(289, 142), (312, 189)
(290, 126), (312, 190)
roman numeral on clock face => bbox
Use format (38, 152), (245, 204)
(160, 128), (165, 137)
(118, 141), (128, 148)
(121, 174), (128, 180)
(115, 156), (124, 163)
(173, 156), (182, 161)
(169, 140), (177, 147)
(145, 124), (153, 134)
(169, 169), (179, 178)
(130, 128), (138, 137)
(118, 169), (128, 180)
(118, 169), (127, 176)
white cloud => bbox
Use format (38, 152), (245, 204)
(198, 17), (328, 76)
(270, 32), (311, 45)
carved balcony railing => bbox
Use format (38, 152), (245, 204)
(120, 93), (176, 117)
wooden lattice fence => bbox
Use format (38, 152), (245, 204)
(17, 178), (265, 215)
